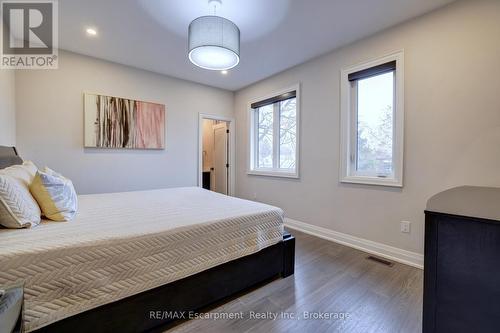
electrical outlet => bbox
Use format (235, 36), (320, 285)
(400, 221), (411, 233)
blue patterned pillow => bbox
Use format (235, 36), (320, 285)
(29, 168), (77, 221)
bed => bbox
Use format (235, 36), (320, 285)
(0, 147), (295, 333)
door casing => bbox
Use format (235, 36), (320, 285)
(198, 113), (235, 196)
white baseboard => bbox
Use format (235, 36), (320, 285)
(285, 218), (423, 269)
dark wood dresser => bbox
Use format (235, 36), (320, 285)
(424, 186), (500, 333)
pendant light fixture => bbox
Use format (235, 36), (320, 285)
(188, 0), (240, 71)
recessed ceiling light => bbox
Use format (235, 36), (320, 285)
(86, 28), (98, 36)
(221, 70), (228, 75)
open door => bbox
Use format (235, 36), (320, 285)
(213, 123), (228, 194)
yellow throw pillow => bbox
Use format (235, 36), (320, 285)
(29, 168), (78, 222)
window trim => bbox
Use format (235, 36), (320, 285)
(340, 51), (404, 187)
(247, 83), (300, 179)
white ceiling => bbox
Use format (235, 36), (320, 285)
(59, 0), (456, 91)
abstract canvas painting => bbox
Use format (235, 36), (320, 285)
(84, 93), (165, 149)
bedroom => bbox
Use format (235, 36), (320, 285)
(1, 0), (500, 332)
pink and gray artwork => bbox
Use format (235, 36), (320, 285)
(84, 93), (165, 149)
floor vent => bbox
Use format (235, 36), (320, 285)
(366, 256), (394, 267)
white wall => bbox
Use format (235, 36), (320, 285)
(15, 51), (234, 194)
(0, 69), (16, 146)
(234, 0), (500, 255)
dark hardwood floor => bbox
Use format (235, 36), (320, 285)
(164, 229), (423, 333)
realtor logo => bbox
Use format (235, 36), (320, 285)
(1, 0), (58, 69)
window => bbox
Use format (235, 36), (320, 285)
(340, 52), (404, 187)
(248, 85), (300, 178)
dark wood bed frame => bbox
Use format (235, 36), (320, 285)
(0, 146), (295, 333)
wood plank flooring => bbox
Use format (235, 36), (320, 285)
(164, 229), (423, 333)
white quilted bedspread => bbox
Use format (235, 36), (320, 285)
(0, 187), (284, 332)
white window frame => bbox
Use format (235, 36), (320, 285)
(247, 84), (300, 179)
(340, 51), (404, 187)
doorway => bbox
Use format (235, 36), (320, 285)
(198, 114), (234, 195)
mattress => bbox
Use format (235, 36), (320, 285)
(0, 187), (284, 332)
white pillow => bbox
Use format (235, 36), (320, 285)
(0, 160), (37, 186)
(0, 161), (42, 228)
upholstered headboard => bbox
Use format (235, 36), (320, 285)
(0, 146), (23, 169)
